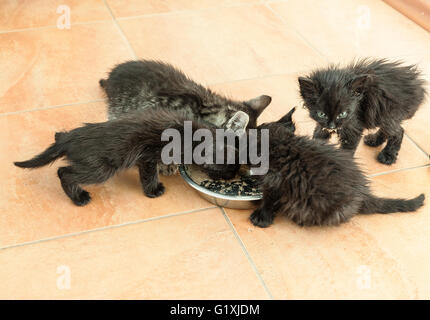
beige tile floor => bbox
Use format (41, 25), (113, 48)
(0, 0), (429, 299)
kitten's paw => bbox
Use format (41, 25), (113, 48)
(72, 190), (91, 206)
(144, 183), (165, 198)
(158, 164), (178, 176)
(364, 133), (385, 147)
(377, 150), (397, 165)
(250, 209), (273, 228)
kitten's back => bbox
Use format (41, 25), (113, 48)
(350, 58), (426, 102)
(265, 124), (368, 205)
(100, 60), (269, 128)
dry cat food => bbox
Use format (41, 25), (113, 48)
(185, 165), (262, 197)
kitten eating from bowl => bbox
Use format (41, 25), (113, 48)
(14, 109), (249, 206)
(248, 107), (424, 228)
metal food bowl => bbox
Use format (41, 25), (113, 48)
(179, 165), (262, 209)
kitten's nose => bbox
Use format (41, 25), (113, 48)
(328, 122), (336, 129)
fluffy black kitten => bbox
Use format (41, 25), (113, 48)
(14, 109), (248, 206)
(299, 59), (426, 164)
(250, 107), (425, 228)
(100, 60), (271, 126)
(100, 60), (271, 175)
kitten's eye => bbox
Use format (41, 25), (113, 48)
(317, 111), (327, 119)
(337, 111), (348, 119)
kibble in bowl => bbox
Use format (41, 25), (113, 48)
(179, 164), (262, 209)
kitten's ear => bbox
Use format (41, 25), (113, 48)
(277, 107), (296, 132)
(244, 95), (272, 116)
(226, 111), (249, 136)
(349, 74), (371, 92)
(298, 77), (317, 100)
(278, 107), (296, 124)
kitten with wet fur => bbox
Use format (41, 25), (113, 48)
(250, 107), (425, 228)
(100, 60), (271, 175)
(14, 109), (249, 206)
(299, 59), (426, 164)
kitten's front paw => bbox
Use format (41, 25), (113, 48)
(377, 150), (397, 165)
(364, 133), (385, 147)
(72, 190), (92, 206)
(250, 209), (273, 228)
(144, 183), (165, 198)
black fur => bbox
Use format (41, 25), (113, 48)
(299, 58), (426, 164)
(14, 109), (243, 206)
(100, 60), (271, 128)
(100, 60), (271, 176)
(250, 107), (425, 228)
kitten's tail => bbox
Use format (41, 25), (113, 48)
(14, 140), (65, 169)
(360, 193), (425, 214)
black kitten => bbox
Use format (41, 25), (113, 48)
(100, 60), (271, 127)
(299, 59), (426, 164)
(100, 60), (271, 175)
(14, 109), (248, 206)
(250, 107), (425, 228)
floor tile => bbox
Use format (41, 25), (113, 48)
(105, 170), (217, 223)
(404, 100), (430, 156)
(225, 168), (429, 299)
(226, 208), (416, 299)
(354, 133), (428, 176)
(0, 102), (213, 247)
(107, 0), (259, 17)
(0, 22), (132, 114)
(118, 4), (325, 85)
(0, 208), (269, 299)
(0, 102), (112, 247)
(353, 167), (430, 298)
(0, 0), (111, 31)
(268, 0), (430, 62)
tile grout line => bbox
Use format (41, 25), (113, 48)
(220, 207), (274, 300)
(263, 3), (328, 61)
(0, 206), (217, 251)
(1, 72), (304, 117)
(0, 99), (105, 117)
(0, 0), (270, 35)
(0, 1), (264, 35)
(207, 71), (302, 86)
(114, 1), (267, 21)
(368, 163), (430, 178)
(405, 132), (429, 158)
(0, 19), (113, 35)
(103, 0), (138, 60)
